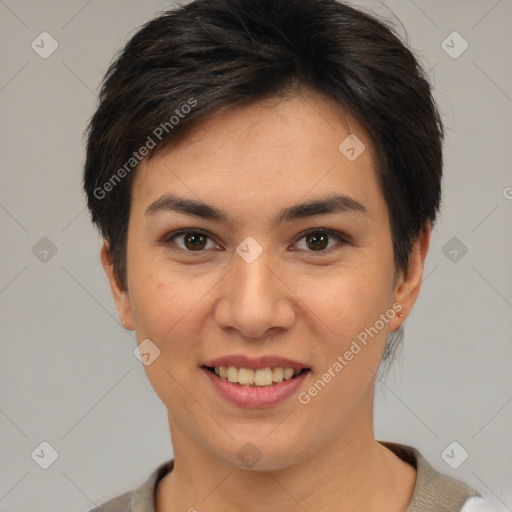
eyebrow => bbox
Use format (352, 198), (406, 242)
(145, 193), (369, 225)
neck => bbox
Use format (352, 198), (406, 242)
(156, 393), (416, 512)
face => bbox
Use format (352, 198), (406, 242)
(102, 92), (428, 471)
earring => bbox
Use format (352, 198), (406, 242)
(122, 319), (126, 327)
(397, 311), (405, 318)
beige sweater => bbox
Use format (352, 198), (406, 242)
(90, 442), (483, 512)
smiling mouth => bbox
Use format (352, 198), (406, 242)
(203, 366), (310, 387)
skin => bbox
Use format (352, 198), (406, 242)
(101, 91), (430, 512)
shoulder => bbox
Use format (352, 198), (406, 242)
(381, 442), (509, 511)
(87, 459), (174, 512)
(380, 441), (481, 511)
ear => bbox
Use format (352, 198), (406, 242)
(389, 221), (431, 331)
(100, 240), (134, 330)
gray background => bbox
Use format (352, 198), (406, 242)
(0, 0), (511, 510)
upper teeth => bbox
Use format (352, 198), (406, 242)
(214, 366), (301, 387)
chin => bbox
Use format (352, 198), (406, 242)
(207, 429), (306, 472)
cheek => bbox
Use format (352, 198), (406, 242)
(128, 265), (218, 356)
(295, 264), (396, 406)
(294, 273), (393, 430)
(295, 262), (394, 337)
(128, 271), (208, 411)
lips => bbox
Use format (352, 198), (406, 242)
(201, 354), (311, 407)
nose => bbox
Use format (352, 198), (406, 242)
(214, 247), (296, 340)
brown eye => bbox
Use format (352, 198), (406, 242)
(294, 229), (345, 252)
(164, 230), (218, 252)
(305, 232), (329, 251)
(183, 232), (208, 250)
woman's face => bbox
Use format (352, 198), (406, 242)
(103, 92), (428, 470)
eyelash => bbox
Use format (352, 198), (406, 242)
(161, 228), (348, 255)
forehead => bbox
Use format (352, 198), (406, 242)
(131, 92), (384, 221)
(154, 93), (375, 164)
